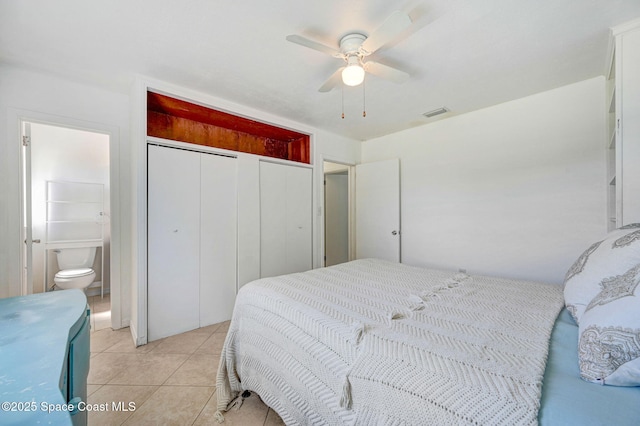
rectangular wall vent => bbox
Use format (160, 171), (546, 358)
(422, 107), (449, 118)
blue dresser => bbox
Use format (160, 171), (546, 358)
(0, 289), (90, 425)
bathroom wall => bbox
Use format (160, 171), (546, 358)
(30, 122), (110, 294)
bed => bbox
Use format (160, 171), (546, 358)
(216, 259), (640, 425)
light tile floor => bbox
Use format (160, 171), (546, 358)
(87, 294), (284, 426)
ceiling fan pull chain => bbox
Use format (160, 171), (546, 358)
(342, 85), (345, 119)
(362, 77), (367, 118)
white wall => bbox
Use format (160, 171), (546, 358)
(0, 65), (130, 327)
(361, 77), (607, 284)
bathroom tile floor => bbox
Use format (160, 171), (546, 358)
(88, 294), (112, 332)
(87, 295), (284, 426)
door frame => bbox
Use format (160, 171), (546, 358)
(11, 108), (123, 329)
(319, 156), (356, 267)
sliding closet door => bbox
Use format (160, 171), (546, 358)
(260, 162), (312, 278)
(260, 162), (287, 278)
(148, 145), (200, 341)
(200, 153), (237, 326)
(285, 165), (313, 273)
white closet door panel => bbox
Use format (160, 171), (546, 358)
(285, 166), (312, 273)
(200, 153), (237, 326)
(148, 145), (200, 341)
(260, 162), (288, 278)
(355, 158), (400, 262)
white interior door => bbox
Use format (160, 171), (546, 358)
(355, 158), (400, 262)
(260, 162), (312, 278)
(199, 153), (237, 327)
(148, 145), (200, 341)
(325, 172), (349, 266)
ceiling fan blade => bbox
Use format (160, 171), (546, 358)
(286, 34), (342, 58)
(364, 61), (410, 84)
(361, 11), (412, 54)
(318, 67), (344, 92)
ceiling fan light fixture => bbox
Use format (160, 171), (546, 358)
(342, 56), (365, 86)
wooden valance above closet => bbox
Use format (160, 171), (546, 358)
(147, 91), (310, 164)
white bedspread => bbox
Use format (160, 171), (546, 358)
(216, 259), (564, 425)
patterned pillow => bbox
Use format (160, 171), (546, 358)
(564, 224), (640, 324)
(577, 262), (640, 386)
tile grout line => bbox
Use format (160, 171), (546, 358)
(155, 326), (217, 387)
(121, 384), (161, 424)
(87, 308), (236, 425)
(190, 388), (217, 425)
(154, 326), (222, 424)
(261, 405), (270, 426)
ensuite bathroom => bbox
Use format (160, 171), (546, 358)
(24, 121), (111, 329)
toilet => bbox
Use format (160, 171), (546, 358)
(54, 247), (97, 290)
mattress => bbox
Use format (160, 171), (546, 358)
(219, 259), (616, 425)
(539, 308), (640, 425)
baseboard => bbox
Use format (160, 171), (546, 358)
(85, 286), (110, 298)
(129, 321), (147, 347)
(130, 321), (139, 346)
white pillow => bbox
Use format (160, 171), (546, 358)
(577, 262), (640, 386)
(564, 224), (640, 324)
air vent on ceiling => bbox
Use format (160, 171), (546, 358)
(422, 107), (449, 118)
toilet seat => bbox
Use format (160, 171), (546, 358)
(54, 268), (96, 290)
(55, 268), (94, 279)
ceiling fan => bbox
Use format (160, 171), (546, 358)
(286, 10), (414, 92)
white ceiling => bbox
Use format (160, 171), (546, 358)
(1, 0), (639, 141)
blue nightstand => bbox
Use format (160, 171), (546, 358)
(0, 289), (90, 425)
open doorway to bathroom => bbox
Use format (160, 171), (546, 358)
(323, 161), (353, 267)
(21, 121), (112, 330)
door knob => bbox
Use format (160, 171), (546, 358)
(24, 239), (41, 243)
(391, 230), (398, 236)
